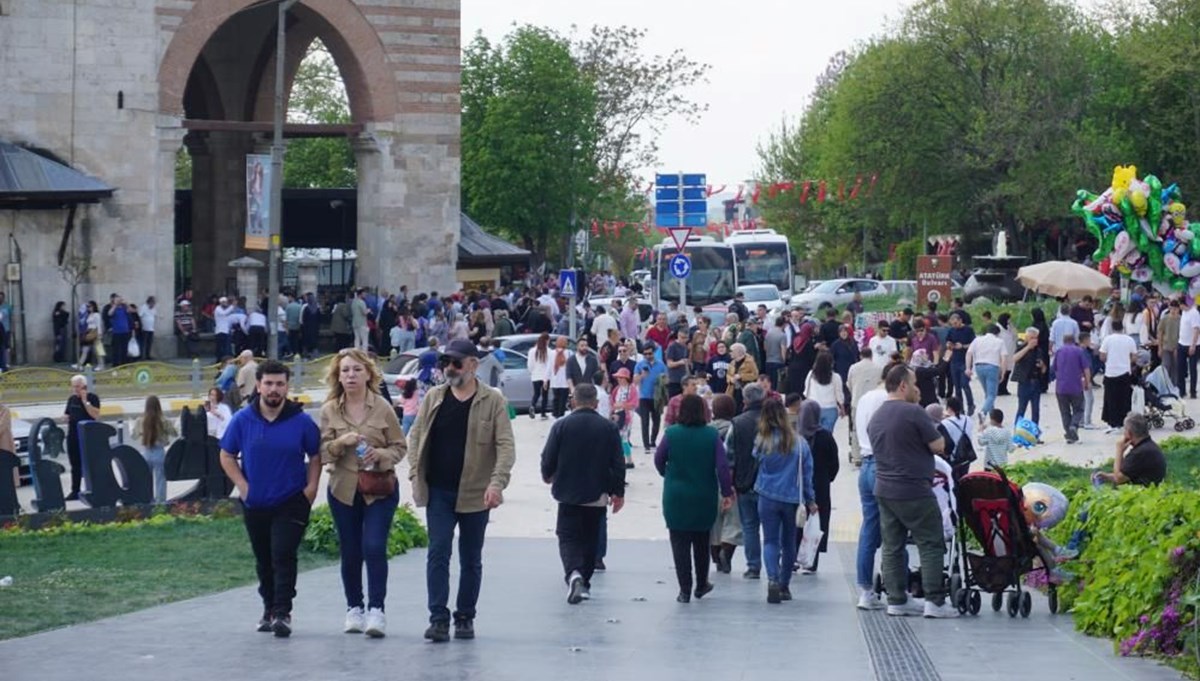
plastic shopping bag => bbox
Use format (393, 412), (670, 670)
(797, 513), (823, 570)
(127, 336), (141, 359)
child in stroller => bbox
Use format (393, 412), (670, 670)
(871, 455), (958, 601)
(1142, 365), (1195, 431)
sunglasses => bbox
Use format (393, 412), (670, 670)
(438, 356), (465, 369)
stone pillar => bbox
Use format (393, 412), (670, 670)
(228, 257), (264, 304)
(294, 257), (322, 298)
(192, 131), (254, 299)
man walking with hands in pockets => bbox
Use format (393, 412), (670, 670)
(408, 339), (516, 642)
(219, 360), (322, 638)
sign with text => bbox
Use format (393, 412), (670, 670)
(245, 154), (271, 250)
(917, 255), (953, 306)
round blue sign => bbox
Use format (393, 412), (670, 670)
(669, 254), (691, 279)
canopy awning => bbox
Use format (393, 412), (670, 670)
(0, 141), (115, 209)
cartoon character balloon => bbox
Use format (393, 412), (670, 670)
(1012, 417), (1041, 448)
(1022, 483), (1069, 530)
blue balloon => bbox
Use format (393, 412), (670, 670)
(1165, 238), (1179, 253)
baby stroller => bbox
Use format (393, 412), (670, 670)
(1142, 365), (1195, 431)
(872, 461), (959, 601)
(950, 468), (1054, 617)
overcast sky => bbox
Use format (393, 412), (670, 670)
(460, 0), (913, 188)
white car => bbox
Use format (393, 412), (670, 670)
(736, 284), (786, 316)
(789, 278), (887, 310)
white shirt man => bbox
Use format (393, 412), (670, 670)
(1178, 302), (1200, 353)
(213, 300), (235, 335)
(1100, 328), (1138, 378)
(965, 331), (1008, 375)
(591, 309), (618, 343)
(869, 333), (898, 368)
(139, 302), (157, 334)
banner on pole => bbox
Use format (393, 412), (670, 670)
(245, 154), (271, 250)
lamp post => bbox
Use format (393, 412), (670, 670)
(266, 0), (298, 360)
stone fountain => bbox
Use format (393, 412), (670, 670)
(963, 231), (1028, 303)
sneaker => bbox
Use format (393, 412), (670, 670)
(580, 586), (591, 601)
(676, 591), (691, 603)
(780, 586), (793, 601)
(856, 590), (885, 611)
(624, 461), (635, 469)
(886, 598), (925, 617)
(364, 608), (386, 638)
(453, 618), (474, 640)
(923, 600), (960, 619)
(1054, 546), (1079, 560)
(271, 614), (292, 638)
(594, 558), (607, 572)
(344, 606), (365, 633)
(767, 581), (782, 604)
(694, 582), (714, 599)
(256, 610), (273, 632)
(743, 569), (761, 580)
(567, 572), (585, 605)
(801, 567), (817, 575)
(716, 550), (732, 574)
(424, 621), (450, 643)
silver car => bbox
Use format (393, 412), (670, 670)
(380, 348), (536, 411)
(789, 278), (886, 310)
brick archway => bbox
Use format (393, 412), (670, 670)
(157, 0), (398, 124)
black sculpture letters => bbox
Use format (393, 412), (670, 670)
(80, 421), (153, 507)
(165, 408), (233, 500)
(0, 451), (18, 517)
(28, 418), (66, 513)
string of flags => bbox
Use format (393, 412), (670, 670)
(635, 175), (879, 205)
(590, 217), (768, 239)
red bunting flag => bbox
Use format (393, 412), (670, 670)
(817, 180), (827, 203)
(734, 184), (744, 202)
(866, 173), (878, 198)
(799, 180), (812, 205)
(751, 185), (762, 205)
(590, 220), (599, 237)
(849, 175), (863, 200)
(707, 184), (726, 197)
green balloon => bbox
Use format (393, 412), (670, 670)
(1173, 275), (1188, 291)
(1146, 175), (1164, 232)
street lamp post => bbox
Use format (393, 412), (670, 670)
(266, 0), (298, 360)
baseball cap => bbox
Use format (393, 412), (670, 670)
(219, 296), (228, 303)
(443, 339), (479, 359)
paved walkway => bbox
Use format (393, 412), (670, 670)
(1, 389), (1192, 680)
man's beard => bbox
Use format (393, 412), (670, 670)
(263, 393), (285, 408)
(446, 370), (467, 388)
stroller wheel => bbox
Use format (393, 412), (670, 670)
(1153, 416), (1165, 429)
(1186, 419), (1196, 430)
(968, 590), (981, 615)
(950, 574), (963, 601)
(1020, 591), (1032, 618)
(1175, 421), (1186, 432)
(1048, 586), (1059, 615)
(1006, 592), (1020, 618)
(992, 592), (1003, 612)
(954, 588), (969, 614)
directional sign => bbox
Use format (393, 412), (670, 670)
(558, 269), (577, 298)
(655, 172), (707, 228)
(669, 254), (691, 279)
(668, 227), (692, 251)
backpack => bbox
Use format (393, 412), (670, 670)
(943, 417), (977, 465)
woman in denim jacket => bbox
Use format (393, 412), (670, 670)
(753, 399), (816, 604)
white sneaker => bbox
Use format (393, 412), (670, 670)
(856, 590), (885, 611)
(923, 600), (961, 619)
(567, 572), (585, 604)
(344, 606), (365, 633)
(364, 607), (386, 638)
(886, 597), (926, 617)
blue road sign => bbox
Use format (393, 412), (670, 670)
(655, 172), (707, 228)
(669, 254), (691, 279)
(558, 269), (577, 298)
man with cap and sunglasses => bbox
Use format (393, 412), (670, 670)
(407, 339), (516, 642)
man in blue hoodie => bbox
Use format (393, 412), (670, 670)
(219, 360), (321, 638)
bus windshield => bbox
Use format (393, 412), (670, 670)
(733, 242), (791, 293)
(658, 246), (737, 307)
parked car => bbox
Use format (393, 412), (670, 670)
(789, 278), (887, 310)
(736, 284), (786, 316)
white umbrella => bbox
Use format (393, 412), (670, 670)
(1016, 261), (1113, 299)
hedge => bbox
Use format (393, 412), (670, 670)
(1007, 436), (1200, 676)
(302, 502), (428, 559)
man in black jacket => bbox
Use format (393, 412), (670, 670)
(540, 384), (626, 604)
(726, 383), (766, 579)
(566, 338), (601, 394)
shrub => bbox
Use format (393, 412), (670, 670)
(303, 503), (428, 559)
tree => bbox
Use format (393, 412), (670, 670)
(462, 27), (599, 267)
(284, 40), (355, 188)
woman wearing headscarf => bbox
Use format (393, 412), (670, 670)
(1031, 307), (1051, 393)
(795, 400), (839, 574)
(727, 342), (759, 413)
(708, 394), (742, 573)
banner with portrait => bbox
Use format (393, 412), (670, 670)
(245, 154), (271, 250)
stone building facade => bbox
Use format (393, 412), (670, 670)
(0, 0), (461, 362)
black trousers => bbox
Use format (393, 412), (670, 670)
(66, 428), (83, 496)
(552, 387), (570, 417)
(243, 491), (312, 617)
(668, 529), (710, 592)
(556, 504), (605, 587)
(638, 398), (661, 448)
(140, 330), (154, 360)
(249, 327), (267, 357)
(1101, 373), (1133, 429)
(531, 381), (549, 416)
(111, 331), (131, 366)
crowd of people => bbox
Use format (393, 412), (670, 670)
(6, 270), (1174, 641)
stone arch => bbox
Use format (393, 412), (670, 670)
(157, 0), (398, 123)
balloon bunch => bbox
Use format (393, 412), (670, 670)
(1071, 165), (1200, 295)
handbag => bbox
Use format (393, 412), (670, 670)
(83, 328), (98, 343)
(357, 469), (397, 496)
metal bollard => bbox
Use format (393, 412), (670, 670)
(293, 353), (303, 388)
(84, 364), (95, 392)
(191, 358), (201, 398)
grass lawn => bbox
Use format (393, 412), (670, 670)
(0, 517), (334, 640)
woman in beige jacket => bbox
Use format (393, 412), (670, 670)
(319, 348), (407, 639)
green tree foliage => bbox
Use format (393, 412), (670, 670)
(756, 0), (1137, 272)
(283, 40), (355, 189)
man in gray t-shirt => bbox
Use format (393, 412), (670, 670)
(866, 364), (955, 618)
(665, 328), (690, 398)
(763, 316), (788, 390)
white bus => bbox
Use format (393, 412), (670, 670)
(652, 235), (738, 310)
(726, 228), (795, 299)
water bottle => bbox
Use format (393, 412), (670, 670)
(356, 439), (373, 471)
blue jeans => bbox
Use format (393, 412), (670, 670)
(819, 406), (838, 434)
(950, 361), (975, 413)
(856, 457), (881, 589)
(1017, 379), (1041, 426)
(758, 495), (798, 587)
(329, 487), (399, 610)
(401, 414), (416, 435)
(143, 445), (166, 503)
(425, 486), (490, 624)
(737, 491), (761, 572)
(976, 363), (1000, 416)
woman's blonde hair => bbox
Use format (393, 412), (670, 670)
(323, 348), (383, 403)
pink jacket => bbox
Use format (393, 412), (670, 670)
(610, 384), (639, 413)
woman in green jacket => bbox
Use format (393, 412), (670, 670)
(654, 394), (735, 603)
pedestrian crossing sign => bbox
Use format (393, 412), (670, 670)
(559, 269), (577, 298)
